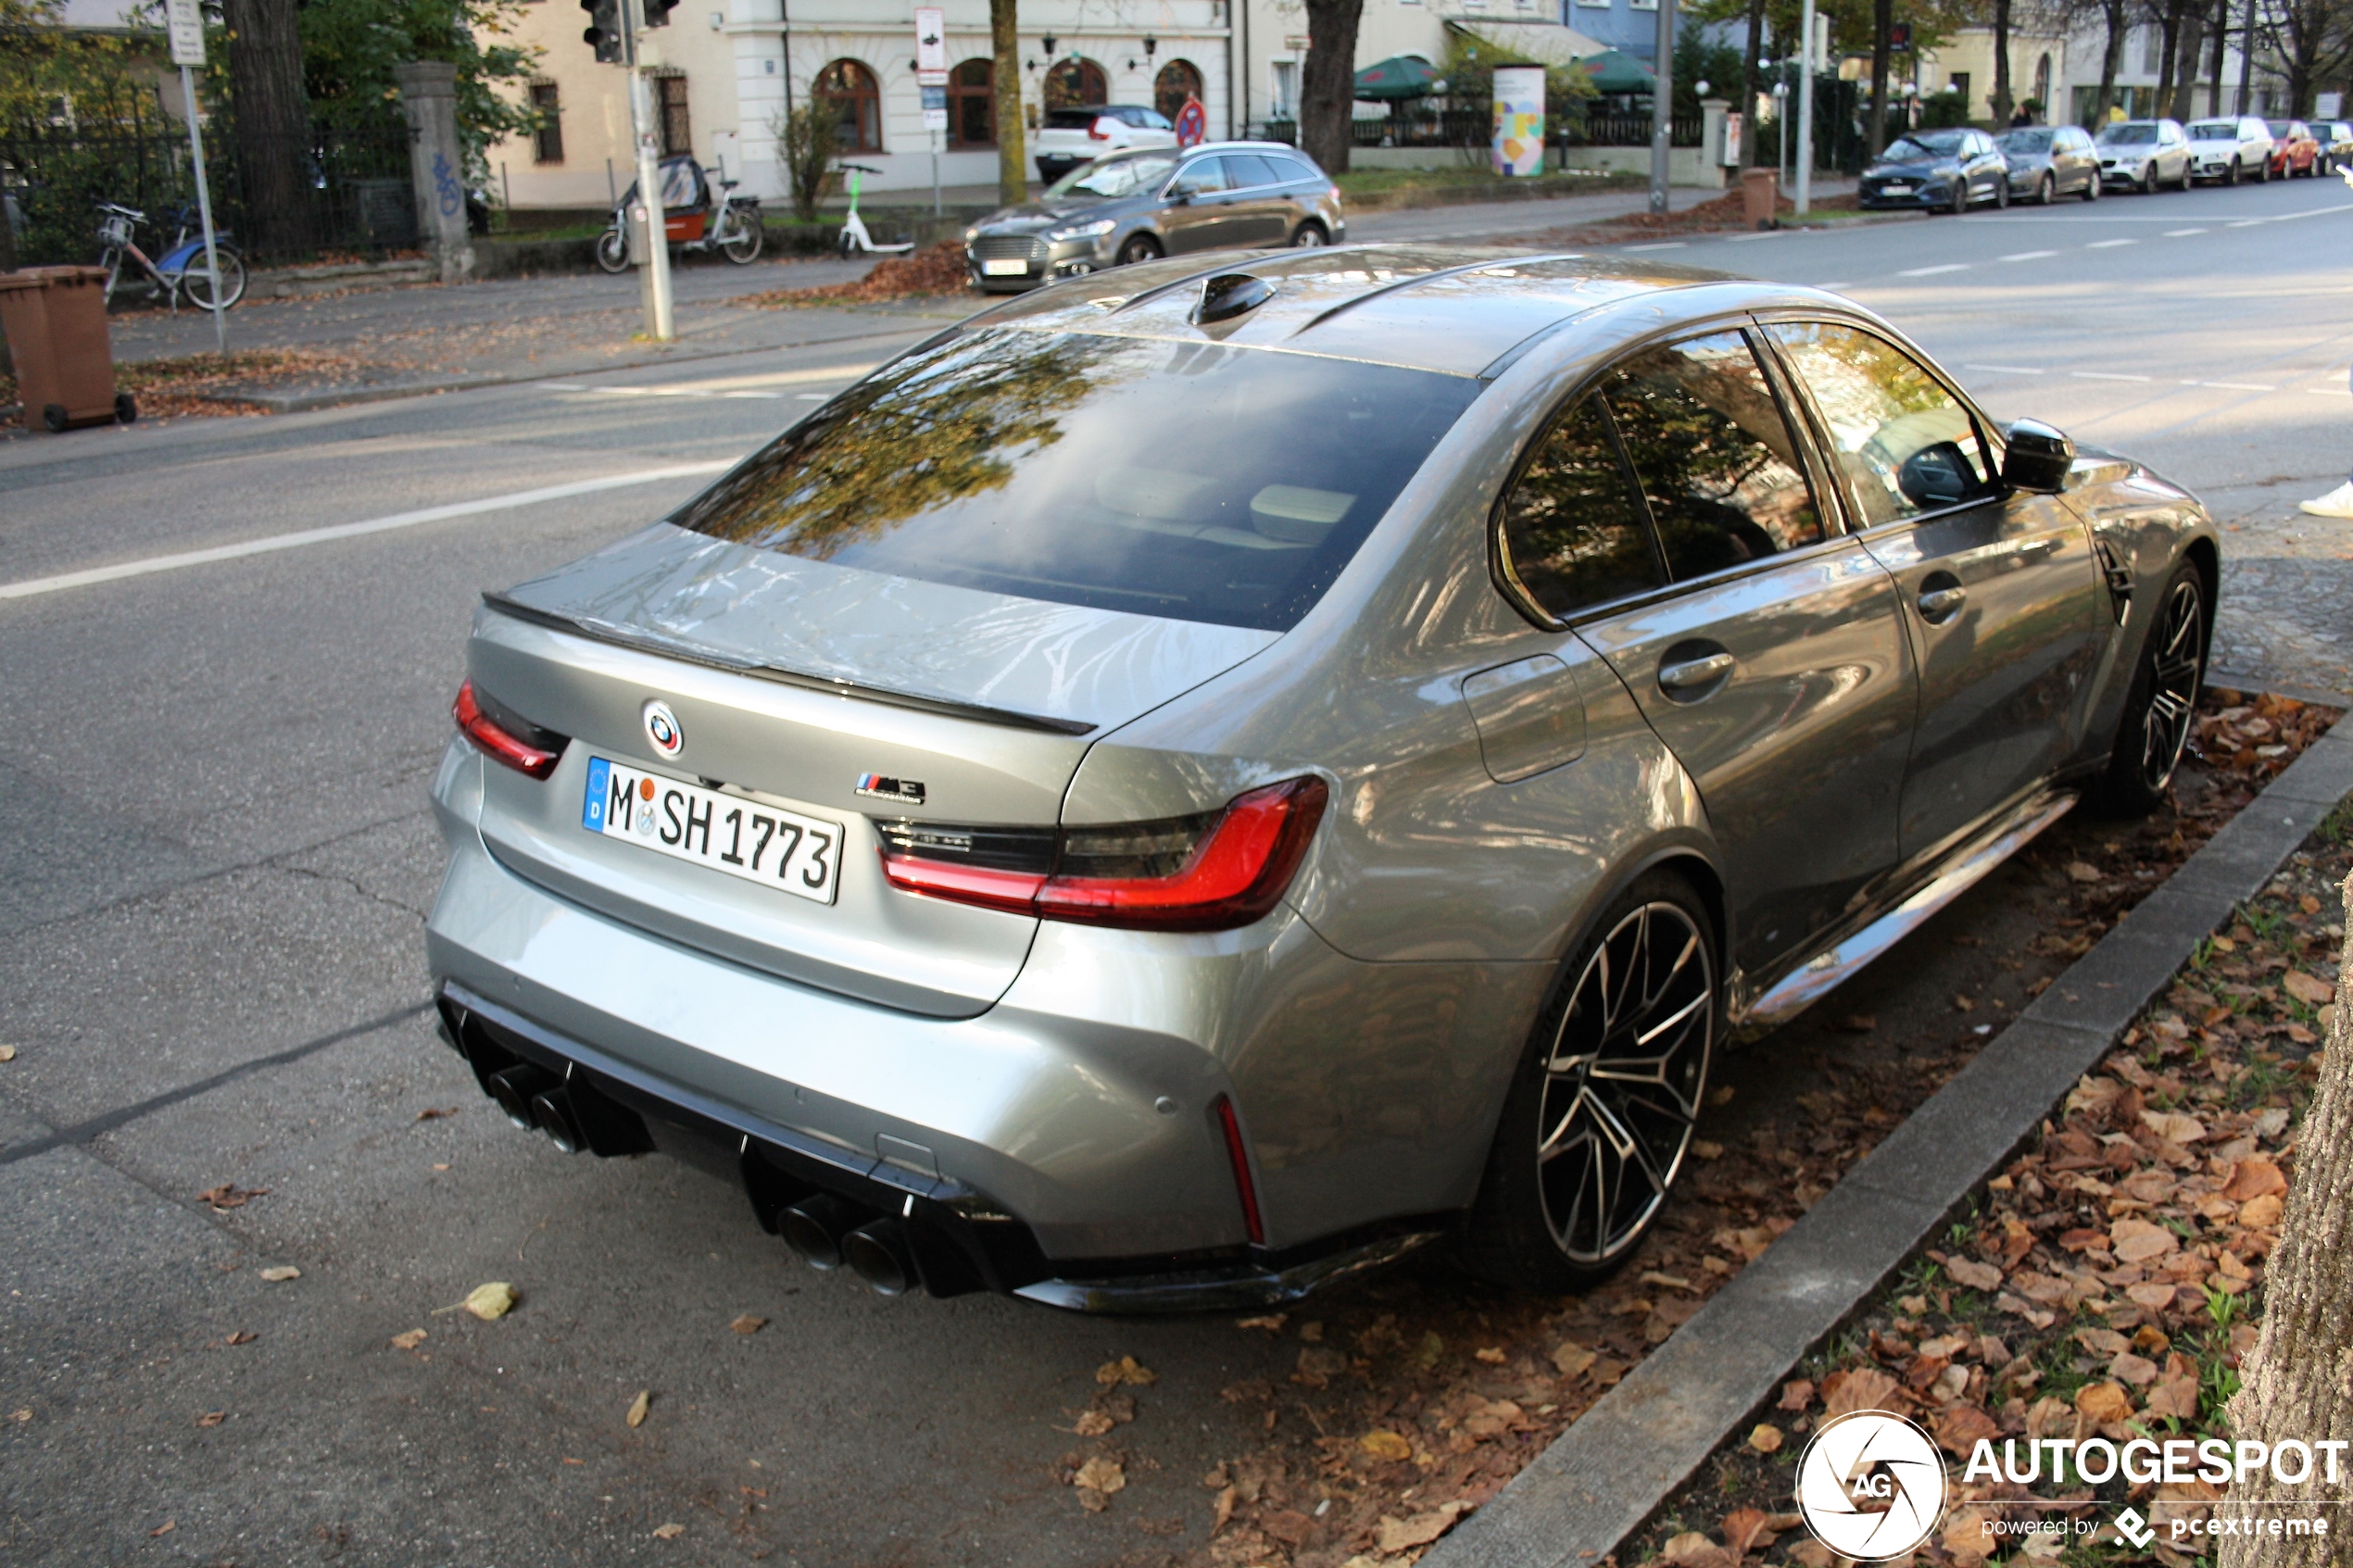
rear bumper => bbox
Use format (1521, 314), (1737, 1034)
(424, 761), (1526, 1304)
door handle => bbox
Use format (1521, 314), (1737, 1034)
(1658, 651), (1736, 692)
(1917, 585), (1969, 621)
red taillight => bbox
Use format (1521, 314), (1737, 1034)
(877, 776), (1328, 933)
(1088, 117), (1113, 140)
(453, 678), (563, 780)
(1214, 1095), (1265, 1245)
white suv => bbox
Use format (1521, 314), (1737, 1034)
(1033, 105), (1178, 183)
(2185, 116), (2276, 183)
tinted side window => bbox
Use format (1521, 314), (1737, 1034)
(1498, 397), (1663, 620)
(1765, 322), (1994, 528)
(1276, 155), (1324, 182)
(1172, 157), (1230, 194)
(1600, 332), (1822, 581)
(1225, 154), (1281, 189)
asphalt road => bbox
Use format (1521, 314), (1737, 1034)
(0, 173), (2347, 1567)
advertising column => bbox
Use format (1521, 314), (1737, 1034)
(1492, 66), (1547, 177)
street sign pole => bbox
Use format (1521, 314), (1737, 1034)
(165, 0), (226, 354)
(1795, 0), (1817, 214)
(1648, 0), (1675, 215)
(916, 7), (948, 220)
(624, 0), (674, 342)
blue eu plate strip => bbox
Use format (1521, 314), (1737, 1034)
(583, 756), (610, 829)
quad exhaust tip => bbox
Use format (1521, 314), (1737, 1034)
(841, 1219), (918, 1296)
(484, 1064), (559, 1131)
(778, 1193), (870, 1271)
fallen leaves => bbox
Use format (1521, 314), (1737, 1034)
(1375, 1500), (1469, 1552)
(1551, 1340), (1597, 1379)
(626, 1390), (651, 1428)
(461, 1282), (516, 1321)
(650, 1522), (685, 1539)
(414, 1106), (459, 1122)
(1072, 1454), (1126, 1511)
(2108, 1216), (2181, 1263)
(198, 1183), (270, 1210)
(1096, 1356), (1157, 1387)
(2074, 1381), (2134, 1426)
(2283, 970), (2335, 1006)
(2066, 861), (2103, 883)
(195, 1411), (227, 1427)
(389, 1328), (427, 1350)
(1820, 1366), (1899, 1419)
(2222, 1157), (2287, 1200)
(730, 1314), (767, 1336)
(257, 1265), (301, 1282)
(1746, 1424), (1783, 1454)
(1943, 1256), (2002, 1291)
(1359, 1430), (1413, 1462)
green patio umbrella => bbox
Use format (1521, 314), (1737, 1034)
(1353, 55), (1446, 100)
(1578, 49), (1655, 94)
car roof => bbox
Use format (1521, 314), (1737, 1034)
(963, 244), (1791, 378)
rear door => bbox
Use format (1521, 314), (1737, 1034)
(1761, 320), (2104, 863)
(1217, 153), (1296, 245)
(1560, 329), (1918, 978)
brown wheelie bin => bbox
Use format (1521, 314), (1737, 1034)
(0, 267), (133, 433)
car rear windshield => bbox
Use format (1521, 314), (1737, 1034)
(1045, 107), (1102, 129)
(669, 330), (1485, 632)
(1996, 130), (2052, 152)
(2187, 120), (2240, 138)
(2098, 122), (2159, 144)
(2266, 120), (2295, 137)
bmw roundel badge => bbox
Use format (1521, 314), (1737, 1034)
(643, 699), (684, 758)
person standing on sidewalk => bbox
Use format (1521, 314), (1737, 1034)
(2298, 167), (2353, 518)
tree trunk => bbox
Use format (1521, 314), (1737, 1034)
(1300, 0), (1365, 175)
(2156, 0), (2183, 112)
(1868, 0), (1891, 155)
(220, 0), (311, 257)
(2171, 6), (2206, 118)
(1739, 0), (1765, 166)
(1993, 0), (2014, 122)
(989, 0), (1026, 207)
(2236, 0), (2255, 114)
(2209, 0), (2229, 113)
(2217, 875), (2353, 1568)
(2094, 0), (2126, 126)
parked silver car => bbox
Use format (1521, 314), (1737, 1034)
(2185, 116), (2277, 183)
(965, 143), (1344, 292)
(427, 246), (2217, 1310)
(2096, 119), (2193, 191)
(1996, 123), (2101, 202)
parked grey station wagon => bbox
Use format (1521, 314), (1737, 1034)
(427, 245), (2217, 1311)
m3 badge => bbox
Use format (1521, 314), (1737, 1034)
(855, 773), (925, 805)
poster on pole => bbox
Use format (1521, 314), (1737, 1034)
(921, 82), (948, 131)
(1491, 66), (1545, 177)
(165, 0), (205, 68)
(914, 6), (947, 75)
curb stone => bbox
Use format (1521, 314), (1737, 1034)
(1423, 706), (2353, 1568)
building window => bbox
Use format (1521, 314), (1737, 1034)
(651, 71), (691, 156)
(529, 82), (564, 163)
(2140, 25), (2162, 74)
(1043, 56), (1108, 108)
(948, 57), (994, 146)
(1270, 60), (1297, 118)
(1154, 58), (1203, 122)
(816, 58), (883, 151)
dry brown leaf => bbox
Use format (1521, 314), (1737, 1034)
(2240, 1193), (2284, 1227)
(1933, 1403), (2001, 1456)
(197, 1184), (269, 1209)
(1944, 1257), (2003, 1291)
(415, 1106), (458, 1121)
(1778, 1378), (1815, 1411)
(389, 1329), (426, 1350)
(730, 1314), (766, 1336)
(1551, 1340), (1597, 1379)
(1360, 1429), (1414, 1462)
(1210, 1484), (1238, 1533)
(650, 1522), (685, 1539)
(1072, 1411), (1115, 1437)
(1073, 1456), (1126, 1495)
(2066, 861), (2103, 883)
(2222, 1158), (2287, 1201)
(2110, 1217), (2181, 1263)
(195, 1411), (226, 1427)
(461, 1282), (516, 1321)
(0, 1046), (16, 1063)
(1096, 1355), (1157, 1386)
(2145, 1376), (2201, 1421)
(1822, 1366), (1901, 1418)
(1236, 1313), (1288, 1332)
(2141, 1109), (2207, 1145)
(625, 1389), (651, 1428)
(1474, 1347), (1507, 1364)
(1376, 1501), (1469, 1553)
(1747, 1423), (1783, 1454)
(2128, 1281), (2183, 1310)
(1660, 1530), (1738, 1568)
(2075, 1381), (2134, 1424)
(2284, 971), (2336, 1007)
(2109, 1351), (2160, 1386)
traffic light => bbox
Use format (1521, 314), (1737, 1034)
(1888, 21), (1912, 49)
(582, 0), (622, 62)
(642, 0), (676, 27)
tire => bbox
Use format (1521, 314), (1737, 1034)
(1994, 175), (2010, 208)
(2092, 561), (2208, 816)
(1116, 232), (1164, 266)
(2036, 172), (2056, 205)
(1458, 871), (1718, 1293)
(2138, 165), (2156, 194)
(1950, 180), (1969, 216)
(2225, 158), (2239, 185)
(594, 228), (630, 274)
(1289, 220), (1328, 247)
(181, 249), (246, 310)
(2083, 170), (2102, 201)
(114, 393), (136, 425)
(719, 212), (763, 264)
(837, 228), (859, 260)
(42, 403), (67, 433)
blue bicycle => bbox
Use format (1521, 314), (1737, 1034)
(96, 201), (247, 311)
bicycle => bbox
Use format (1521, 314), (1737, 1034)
(96, 202), (247, 312)
(834, 163), (913, 258)
(594, 157), (764, 273)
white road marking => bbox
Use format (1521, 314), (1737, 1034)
(0, 463), (736, 603)
(2181, 380), (2277, 391)
(2311, 385), (2353, 396)
(2227, 219), (2265, 227)
(2070, 370), (2153, 381)
(2163, 228), (2208, 236)
(1899, 263), (1971, 276)
(1722, 231), (1781, 242)
(1623, 242), (1687, 252)
(795, 393), (828, 399)
(2085, 238), (2137, 248)
(1998, 250), (2059, 261)
(1963, 364), (2048, 375)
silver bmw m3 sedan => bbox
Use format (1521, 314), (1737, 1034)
(426, 245), (2216, 1311)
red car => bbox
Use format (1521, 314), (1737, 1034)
(2266, 119), (2322, 176)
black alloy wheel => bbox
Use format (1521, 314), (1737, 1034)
(1290, 220), (1327, 247)
(2095, 563), (2207, 815)
(1461, 872), (1718, 1291)
(1951, 179), (1969, 215)
(1116, 232), (1163, 266)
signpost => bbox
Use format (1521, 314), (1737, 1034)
(164, 0), (227, 354)
(1649, 0), (1675, 214)
(1795, 0), (1818, 214)
(916, 7), (947, 217)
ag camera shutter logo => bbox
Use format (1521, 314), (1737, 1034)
(1795, 1411), (1949, 1561)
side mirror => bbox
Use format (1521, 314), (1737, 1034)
(2001, 418), (2075, 494)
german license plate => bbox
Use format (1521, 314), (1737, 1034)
(982, 257), (1029, 276)
(1882, 182), (1913, 194)
(583, 757), (840, 905)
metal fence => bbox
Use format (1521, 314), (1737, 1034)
(1258, 107), (1705, 152)
(0, 122), (419, 270)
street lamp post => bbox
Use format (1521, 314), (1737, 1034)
(1795, 0), (1817, 213)
(1649, 0), (1676, 214)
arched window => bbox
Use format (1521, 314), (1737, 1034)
(948, 57), (994, 147)
(1153, 58), (1204, 123)
(815, 58), (882, 152)
(1043, 56), (1108, 109)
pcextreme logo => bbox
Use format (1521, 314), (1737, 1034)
(1795, 1411), (1949, 1561)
